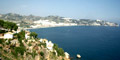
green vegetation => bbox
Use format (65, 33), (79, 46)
(0, 19), (18, 31)
(12, 46), (26, 57)
(6, 39), (11, 45)
(49, 52), (57, 59)
(38, 43), (46, 48)
(0, 19), (67, 60)
(40, 51), (44, 56)
(15, 47), (26, 55)
(30, 32), (38, 38)
(2, 55), (11, 60)
(28, 50), (37, 58)
(0, 30), (6, 33)
(53, 44), (65, 56)
(17, 30), (25, 47)
(0, 39), (4, 44)
(28, 43), (32, 46)
(17, 30), (25, 40)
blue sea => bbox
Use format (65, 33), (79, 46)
(29, 26), (120, 60)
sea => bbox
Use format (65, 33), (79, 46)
(29, 26), (120, 60)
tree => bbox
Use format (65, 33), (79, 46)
(0, 39), (4, 44)
(0, 20), (18, 31)
(40, 51), (44, 56)
(14, 47), (26, 55)
(0, 20), (4, 26)
(30, 32), (38, 38)
(17, 30), (25, 46)
(17, 30), (25, 40)
(53, 44), (65, 56)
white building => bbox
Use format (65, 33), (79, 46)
(65, 52), (70, 59)
(92, 22), (101, 26)
(16, 28), (21, 33)
(46, 41), (54, 50)
(62, 18), (72, 21)
(25, 31), (30, 39)
(25, 34), (30, 39)
(96, 19), (102, 22)
(4, 32), (13, 39)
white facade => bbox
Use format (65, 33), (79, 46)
(4, 32), (13, 39)
(65, 52), (70, 59)
(16, 29), (21, 33)
(25, 34), (30, 39)
(31, 19), (77, 28)
(46, 41), (54, 50)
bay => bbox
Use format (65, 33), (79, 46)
(29, 26), (120, 60)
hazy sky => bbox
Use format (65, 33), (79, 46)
(0, 0), (120, 22)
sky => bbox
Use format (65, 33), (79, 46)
(0, 0), (120, 23)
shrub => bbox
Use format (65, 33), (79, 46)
(38, 43), (46, 48)
(53, 44), (65, 56)
(28, 43), (32, 46)
(0, 39), (4, 44)
(11, 50), (18, 58)
(0, 19), (18, 31)
(30, 32), (38, 38)
(28, 50), (37, 58)
(17, 30), (25, 40)
(14, 46), (26, 55)
(17, 30), (25, 46)
(57, 48), (65, 56)
(40, 51), (44, 56)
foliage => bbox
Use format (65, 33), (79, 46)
(0, 19), (4, 26)
(17, 30), (25, 46)
(28, 50), (37, 58)
(0, 39), (4, 44)
(14, 46), (26, 56)
(17, 30), (25, 40)
(6, 40), (11, 45)
(49, 52), (57, 59)
(38, 43), (46, 48)
(53, 44), (65, 56)
(0, 19), (18, 31)
(2, 55), (11, 60)
(0, 30), (6, 33)
(40, 51), (44, 56)
(11, 49), (18, 58)
(57, 48), (65, 56)
(28, 43), (32, 46)
(0, 46), (2, 49)
(30, 32), (38, 38)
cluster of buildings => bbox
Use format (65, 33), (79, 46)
(39, 39), (54, 51)
(0, 27), (30, 39)
(0, 27), (55, 52)
(0, 26), (70, 60)
(30, 19), (77, 28)
(0, 28), (20, 39)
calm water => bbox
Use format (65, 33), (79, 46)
(29, 26), (120, 60)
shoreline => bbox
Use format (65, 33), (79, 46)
(25, 25), (119, 30)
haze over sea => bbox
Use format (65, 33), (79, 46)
(29, 26), (120, 60)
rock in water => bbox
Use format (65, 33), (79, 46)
(77, 54), (81, 58)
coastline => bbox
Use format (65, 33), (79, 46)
(25, 25), (119, 30)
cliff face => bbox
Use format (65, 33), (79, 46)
(0, 33), (70, 60)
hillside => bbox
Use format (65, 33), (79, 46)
(0, 13), (119, 28)
(0, 20), (70, 60)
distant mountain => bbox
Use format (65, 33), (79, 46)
(0, 13), (41, 21)
(0, 13), (119, 28)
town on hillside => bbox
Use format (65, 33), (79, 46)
(0, 20), (70, 60)
(0, 13), (119, 29)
